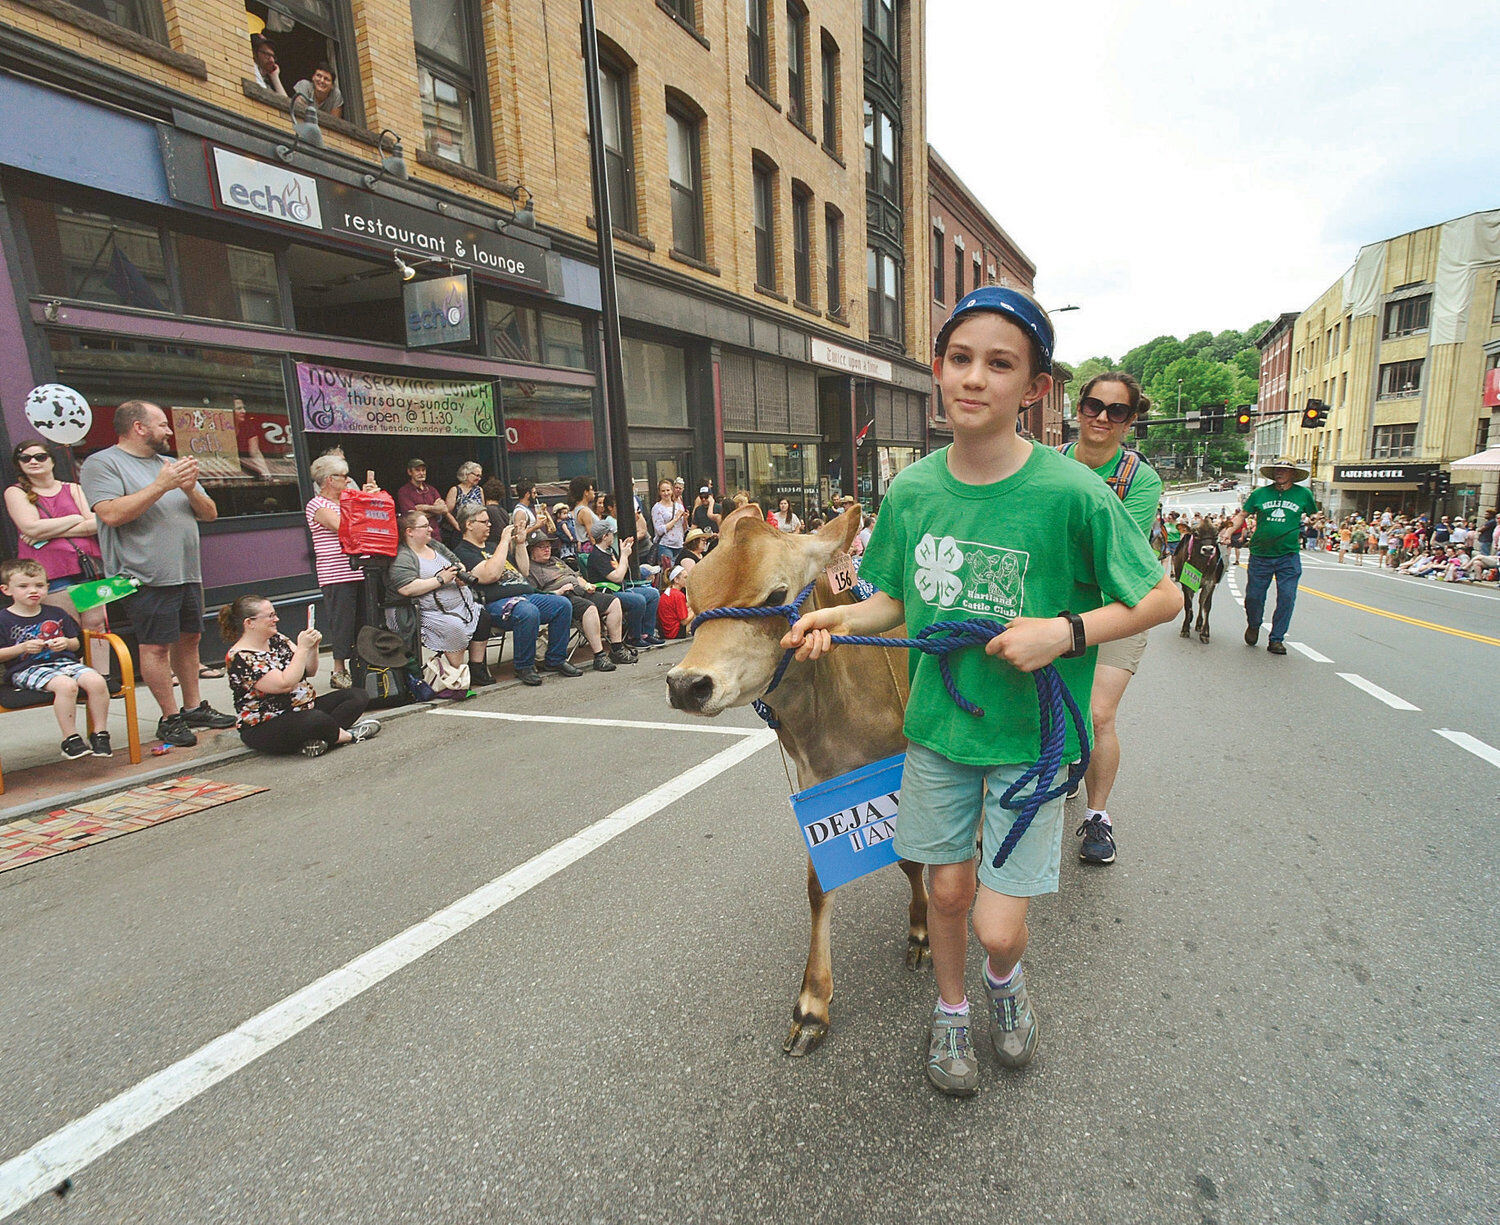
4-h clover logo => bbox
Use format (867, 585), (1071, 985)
(914, 533), (965, 606)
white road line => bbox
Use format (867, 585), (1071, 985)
(430, 709), (761, 737)
(1336, 672), (1420, 711)
(0, 729), (777, 1219)
(1287, 641), (1332, 663)
(1432, 729), (1500, 770)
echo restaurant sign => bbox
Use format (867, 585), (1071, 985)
(403, 273), (472, 348)
(297, 362), (496, 436)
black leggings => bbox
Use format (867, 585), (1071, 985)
(239, 689), (370, 755)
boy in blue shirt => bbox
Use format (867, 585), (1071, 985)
(784, 288), (1179, 1095)
(0, 559), (112, 760)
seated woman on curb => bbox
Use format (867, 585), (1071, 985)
(221, 595), (380, 758)
(387, 511), (493, 693)
(584, 519), (662, 647)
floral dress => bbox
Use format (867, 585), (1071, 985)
(227, 634), (315, 727)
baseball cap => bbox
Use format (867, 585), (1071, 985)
(406, 458), (427, 470)
(699, 486), (710, 495)
(525, 529), (552, 548)
(935, 286), (1054, 372)
(589, 519), (613, 541)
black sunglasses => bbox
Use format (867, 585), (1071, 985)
(1078, 397), (1135, 423)
(17, 451), (50, 462)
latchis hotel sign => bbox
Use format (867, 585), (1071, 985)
(297, 362), (496, 436)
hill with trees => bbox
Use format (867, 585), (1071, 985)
(1063, 322), (1272, 475)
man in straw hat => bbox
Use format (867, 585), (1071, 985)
(1220, 457), (1317, 655)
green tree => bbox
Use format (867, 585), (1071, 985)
(1232, 346), (1260, 381)
(1062, 356), (1114, 409)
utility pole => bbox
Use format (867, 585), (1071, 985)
(580, 0), (635, 577)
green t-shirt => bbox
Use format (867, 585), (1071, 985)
(1243, 484), (1318, 557)
(860, 444), (1164, 766)
(1060, 444), (1164, 538)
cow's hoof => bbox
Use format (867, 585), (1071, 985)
(905, 933), (931, 971)
(1179, 626), (1191, 638)
(784, 1016), (829, 1057)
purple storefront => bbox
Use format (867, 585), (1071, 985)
(0, 72), (604, 653)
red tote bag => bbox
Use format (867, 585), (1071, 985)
(338, 487), (400, 557)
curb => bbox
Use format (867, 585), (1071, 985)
(0, 699), (437, 826)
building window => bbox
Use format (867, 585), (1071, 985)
(82, 0), (167, 40)
(867, 245), (902, 342)
(1383, 294), (1431, 340)
(825, 206), (843, 316)
(746, 0), (769, 92)
(1372, 424), (1416, 459)
(820, 34), (839, 153)
(1344, 315), (1352, 350)
(246, 0), (358, 123)
(973, 253), (982, 290)
(597, 57), (636, 234)
(410, 0), (487, 172)
(500, 378), (595, 486)
(864, 0), (895, 52)
(792, 186), (813, 306)
(931, 227), (944, 302)
(660, 0), (693, 24)
(1493, 282), (1500, 323)
(862, 99), (900, 202)
(753, 159), (776, 290)
(953, 242), (963, 299)
(623, 337), (689, 428)
(786, 2), (807, 126)
(1378, 359), (1424, 399)
(666, 101), (705, 260)
(48, 334), (298, 517)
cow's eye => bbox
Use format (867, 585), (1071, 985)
(765, 588), (788, 607)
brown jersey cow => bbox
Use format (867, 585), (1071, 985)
(666, 504), (928, 1056)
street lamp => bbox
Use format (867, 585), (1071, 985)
(1176, 378), (1183, 415)
(1048, 305), (1080, 314)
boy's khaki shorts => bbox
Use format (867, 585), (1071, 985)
(1096, 629), (1149, 675)
(893, 740), (1069, 898)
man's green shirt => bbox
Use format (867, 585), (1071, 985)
(860, 444), (1163, 766)
(1243, 484), (1318, 557)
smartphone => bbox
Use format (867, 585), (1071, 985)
(366, 470), (375, 485)
(306, 605), (316, 633)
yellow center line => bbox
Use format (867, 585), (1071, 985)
(1297, 584), (1500, 647)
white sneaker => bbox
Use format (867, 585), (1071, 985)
(348, 719), (382, 743)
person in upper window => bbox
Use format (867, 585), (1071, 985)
(250, 34), (288, 98)
(292, 62), (344, 118)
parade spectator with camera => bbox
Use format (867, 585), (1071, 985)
(515, 528), (632, 671)
(387, 510), (492, 693)
(584, 519), (662, 648)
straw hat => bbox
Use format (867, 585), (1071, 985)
(1258, 456), (1311, 481)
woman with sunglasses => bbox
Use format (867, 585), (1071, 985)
(1058, 371), (1164, 868)
(4, 441), (107, 641)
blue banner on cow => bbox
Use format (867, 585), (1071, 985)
(790, 753), (905, 891)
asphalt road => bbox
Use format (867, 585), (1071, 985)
(1, 575), (1495, 1225)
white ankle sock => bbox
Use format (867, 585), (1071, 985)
(936, 995), (969, 1016)
(1087, 808), (1111, 827)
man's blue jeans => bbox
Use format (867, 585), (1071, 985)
(486, 592), (572, 669)
(1244, 552), (1302, 644)
(615, 585), (660, 643)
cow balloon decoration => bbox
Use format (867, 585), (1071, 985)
(23, 383), (92, 446)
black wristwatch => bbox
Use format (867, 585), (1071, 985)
(1057, 610), (1087, 659)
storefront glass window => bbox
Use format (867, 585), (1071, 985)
(176, 236), (283, 326)
(500, 379), (596, 487)
(484, 300), (540, 363)
(47, 333), (299, 517)
(723, 443), (748, 499)
(623, 337), (689, 428)
(539, 313), (589, 370)
(747, 441), (817, 518)
(23, 200), (170, 310)
(285, 242), (403, 344)
(877, 445), (919, 494)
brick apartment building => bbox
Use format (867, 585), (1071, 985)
(1251, 311), (1297, 477)
(926, 145), (1061, 449)
(0, 0), (932, 621)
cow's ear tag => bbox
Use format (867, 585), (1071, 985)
(825, 553), (857, 594)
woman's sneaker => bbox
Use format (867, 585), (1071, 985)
(301, 739), (330, 758)
(60, 735), (90, 761)
(986, 964), (1038, 1068)
(925, 1005), (979, 1096)
(89, 731), (112, 758)
(348, 719), (382, 743)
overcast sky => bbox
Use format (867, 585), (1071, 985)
(926, 0), (1500, 366)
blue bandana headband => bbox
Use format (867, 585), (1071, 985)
(935, 287), (1054, 373)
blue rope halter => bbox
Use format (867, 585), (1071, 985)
(689, 580), (1091, 868)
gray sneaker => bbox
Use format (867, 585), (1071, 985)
(987, 964), (1038, 1068)
(925, 1006), (979, 1096)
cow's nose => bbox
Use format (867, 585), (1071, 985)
(667, 671), (715, 712)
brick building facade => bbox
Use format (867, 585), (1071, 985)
(0, 0), (933, 627)
(1251, 311), (1298, 476)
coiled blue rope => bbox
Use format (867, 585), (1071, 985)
(690, 580), (1091, 868)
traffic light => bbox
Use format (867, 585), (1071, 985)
(1062, 419), (1077, 443)
(1195, 403), (1224, 433)
(1434, 469), (1451, 496)
(1132, 419), (1149, 441)
(1234, 405), (1254, 434)
(1302, 399), (1326, 428)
